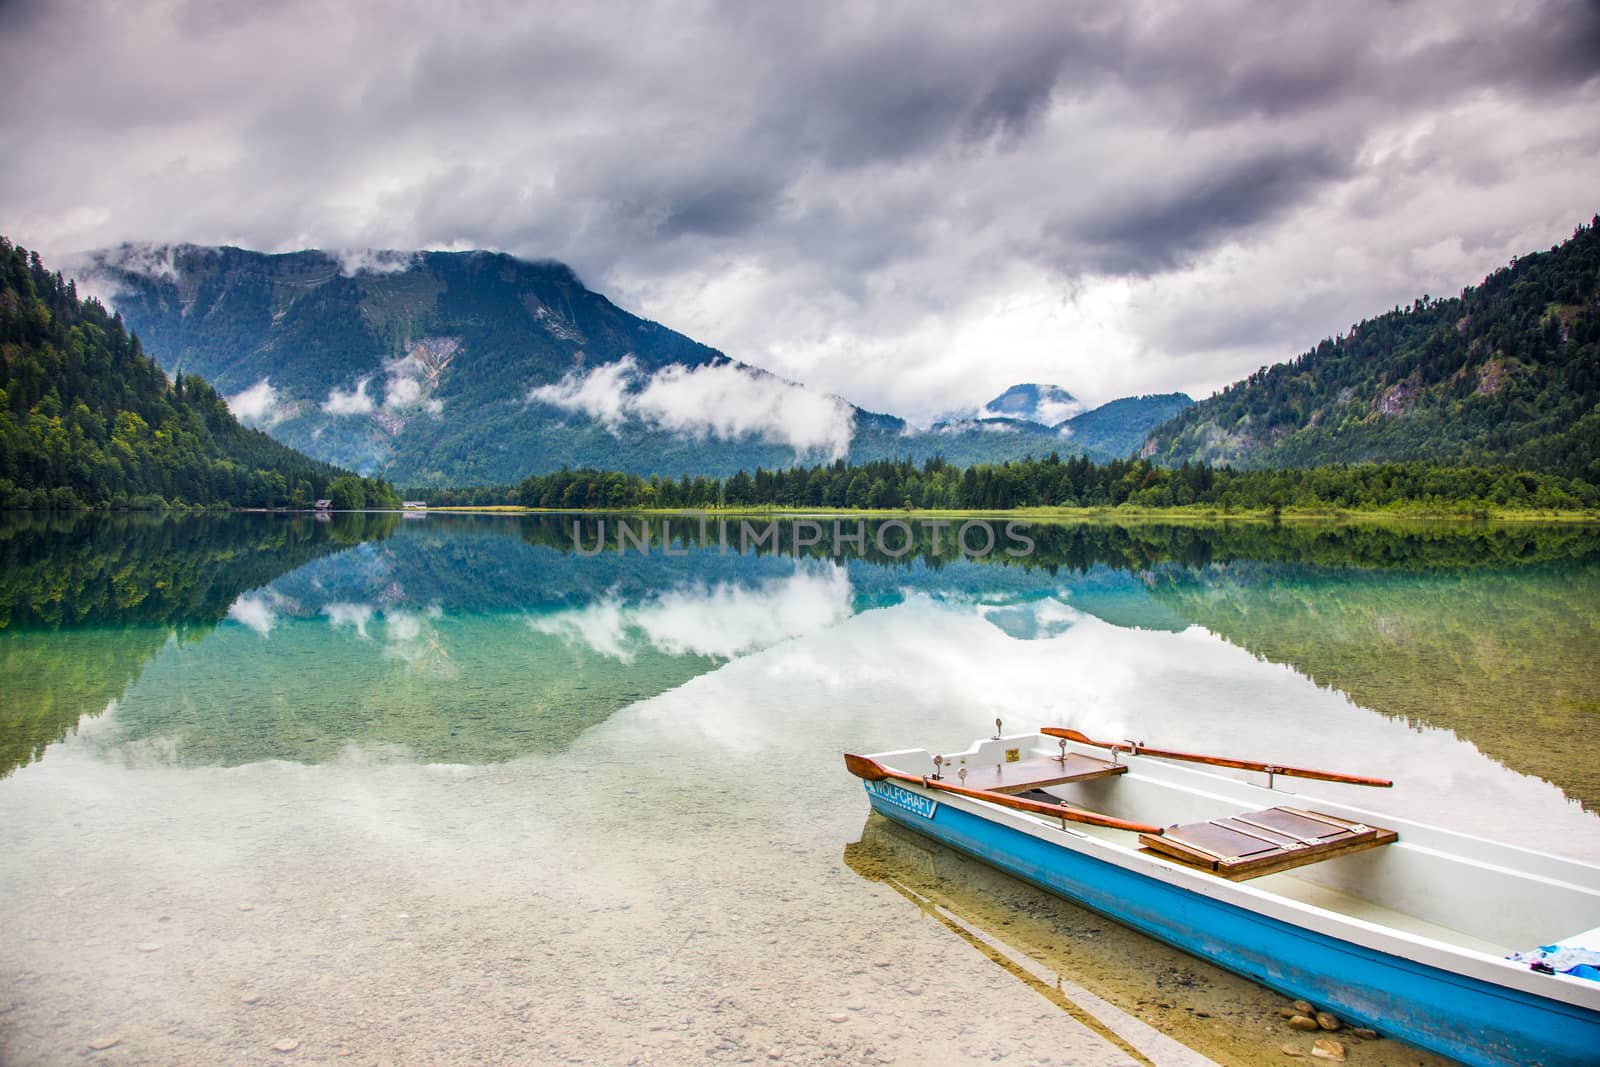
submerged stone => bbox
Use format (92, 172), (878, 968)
(1310, 1037), (1345, 1061)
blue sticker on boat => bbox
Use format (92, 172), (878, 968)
(864, 779), (938, 819)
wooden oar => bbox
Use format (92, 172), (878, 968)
(1039, 727), (1393, 788)
(843, 753), (1164, 834)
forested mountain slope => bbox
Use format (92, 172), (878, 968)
(85, 244), (882, 482)
(1144, 217), (1600, 481)
(0, 238), (392, 509)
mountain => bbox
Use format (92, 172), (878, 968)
(978, 383), (1083, 424)
(1058, 393), (1193, 456)
(1144, 217), (1600, 481)
(0, 238), (391, 509)
(936, 388), (1192, 458)
(83, 245), (1186, 484)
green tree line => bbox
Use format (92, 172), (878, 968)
(513, 454), (1599, 514)
(0, 237), (399, 510)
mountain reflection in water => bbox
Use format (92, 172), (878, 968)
(2, 512), (1597, 809)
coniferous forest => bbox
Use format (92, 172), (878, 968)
(498, 454), (1598, 514)
(0, 238), (398, 510)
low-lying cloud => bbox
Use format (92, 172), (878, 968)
(226, 378), (286, 426)
(336, 248), (418, 276)
(384, 375), (422, 409)
(528, 356), (854, 459)
(978, 395), (1084, 426)
(323, 377), (376, 415)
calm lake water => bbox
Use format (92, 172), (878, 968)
(2, 512), (1598, 1066)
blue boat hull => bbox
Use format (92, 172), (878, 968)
(865, 785), (1600, 1067)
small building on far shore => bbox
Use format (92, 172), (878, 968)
(402, 500), (428, 510)
(313, 499), (333, 511)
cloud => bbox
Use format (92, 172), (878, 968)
(3, 1), (1598, 418)
(1050, 144), (1352, 276)
(323, 377), (375, 415)
(226, 378), (287, 426)
(528, 357), (635, 429)
(100, 241), (179, 282)
(529, 356), (855, 458)
(335, 248), (417, 276)
(1033, 397), (1085, 425)
(384, 375), (422, 409)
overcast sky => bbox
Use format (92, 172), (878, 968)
(3, 0), (1597, 421)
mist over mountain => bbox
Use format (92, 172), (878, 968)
(978, 383), (1084, 424)
(82, 245), (1186, 484)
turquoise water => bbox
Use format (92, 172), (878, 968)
(1, 513), (1597, 1065)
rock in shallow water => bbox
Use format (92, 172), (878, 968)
(1311, 1037), (1345, 1061)
(1280, 1045), (1305, 1058)
(1316, 1011), (1342, 1031)
(1289, 1015), (1320, 1031)
(272, 1038), (300, 1052)
(88, 1037), (120, 1051)
(1292, 999), (1314, 1014)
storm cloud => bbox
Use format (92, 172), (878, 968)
(2, 0), (1596, 419)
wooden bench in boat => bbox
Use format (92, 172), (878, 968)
(951, 752), (1126, 794)
(1139, 806), (1397, 881)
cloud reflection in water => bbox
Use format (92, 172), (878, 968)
(528, 563), (854, 663)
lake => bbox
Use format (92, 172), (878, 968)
(2, 512), (1597, 1066)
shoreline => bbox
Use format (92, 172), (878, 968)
(407, 504), (1600, 524)
(10, 505), (1598, 525)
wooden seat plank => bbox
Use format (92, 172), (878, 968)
(1139, 805), (1397, 881)
(952, 753), (1127, 794)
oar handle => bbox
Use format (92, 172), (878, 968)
(843, 753), (1164, 835)
(1040, 727), (1393, 788)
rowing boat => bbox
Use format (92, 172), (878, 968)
(843, 729), (1600, 1067)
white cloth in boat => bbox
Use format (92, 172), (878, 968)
(1508, 929), (1600, 981)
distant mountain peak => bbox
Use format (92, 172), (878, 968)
(978, 383), (1084, 426)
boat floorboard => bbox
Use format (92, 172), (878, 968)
(1139, 806), (1398, 880)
